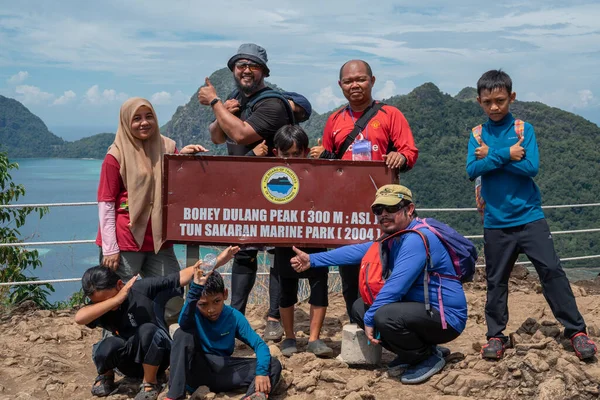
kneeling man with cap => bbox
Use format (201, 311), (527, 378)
(291, 185), (468, 384)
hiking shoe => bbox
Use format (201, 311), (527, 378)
(307, 339), (334, 358)
(263, 320), (284, 341)
(91, 374), (115, 397)
(481, 338), (506, 360)
(571, 332), (597, 360)
(400, 352), (446, 384)
(281, 338), (298, 357)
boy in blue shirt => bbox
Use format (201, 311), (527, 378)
(466, 69), (596, 360)
(165, 269), (281, 400)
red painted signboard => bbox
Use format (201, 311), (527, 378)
(163, 155), (398, 247)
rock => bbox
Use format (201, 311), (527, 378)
(516, 318), (540, 335)
(523, 353), (550, 373)
(320, 370), (347, 384)
(537, 377), (566, 400)
(539, 324), (561, 338)
(35, 310), (53, 318)
(338, 324), (381, 365)
(588, 324), (600, 337)
(512, 369), (522, 378)
(28, 332), (41, 342)
(344, 392), (375, 400)
(510, 264), (529, 280)
(268, 344), (282, 359)
(302, 359), (325, 373)
(472, 341), (482, 352)
(293, 375), (318, 391)
(345, 375), (371, 392)
(57, 325), (82, 341)
(514, 337), (554, 351)
(189, 385), (210, 400)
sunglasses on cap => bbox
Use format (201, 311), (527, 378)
(371, 203), (405, 216)
(235, 62), (262, 72)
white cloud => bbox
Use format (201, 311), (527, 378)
(84, 85), (128, 105)
(14, 84), (54, 104)
(53, 90), (76, 105)
(312, 86), (345, 112)
(375, 80), (397, 100)
(7, 71), (29, 84)
(577, 89), (594, 108)
(150, 91), (172, 105)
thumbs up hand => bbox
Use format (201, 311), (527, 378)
(290, 246), (311, 272)
(510, 136), (525, 161)
(309, 138), (325, 158)
(198, 77), (218, 106)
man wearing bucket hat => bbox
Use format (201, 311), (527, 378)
(198, 44), (305, 342)
(290, 185), (468, 384)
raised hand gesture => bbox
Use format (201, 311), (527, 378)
(509, 136), (525, 161)
(198, 77), (218, 106)
(290, 246), (311, 273)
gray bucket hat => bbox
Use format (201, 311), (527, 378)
(227, 43), (270, 77)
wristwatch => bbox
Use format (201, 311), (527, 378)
(210, 97), (221, 107)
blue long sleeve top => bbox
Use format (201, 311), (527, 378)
(466, 113), (545, 228)
(309, 219), (467, 333)
(178, 282), (271, 376)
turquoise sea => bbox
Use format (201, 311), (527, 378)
(7, 158), (599, 302)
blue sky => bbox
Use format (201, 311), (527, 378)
(1, 0), (599, 140)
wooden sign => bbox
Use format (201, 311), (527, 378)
(163, 155), (398, 247)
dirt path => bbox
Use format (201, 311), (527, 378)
(1, 275), (600, 399)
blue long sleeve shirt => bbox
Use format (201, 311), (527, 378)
(178, 283), (271, 376)
(466, 113), (545, 228)
(310, 219), (467, 333)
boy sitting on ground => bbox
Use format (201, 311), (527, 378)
(164, 269), (281, 400)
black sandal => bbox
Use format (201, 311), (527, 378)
(91, 374), (115, 397)
(134, 382), (163, 400)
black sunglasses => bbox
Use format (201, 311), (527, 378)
(371, 204), (404, 216)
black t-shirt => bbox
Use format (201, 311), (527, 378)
(226, 88), (291, 156)
(274, 247), (328, 279)
(86, 273), (182, 339)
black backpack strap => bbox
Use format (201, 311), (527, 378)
(335, 102), (385, 159)
(247, 89), (296, 125)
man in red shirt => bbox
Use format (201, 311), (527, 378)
(311, 59), (419, 322)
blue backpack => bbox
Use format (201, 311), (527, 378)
(412, 218), (477, 282)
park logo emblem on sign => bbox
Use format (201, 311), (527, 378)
(261, 166), (300, 205)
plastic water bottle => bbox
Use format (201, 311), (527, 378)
(202, 253), (217, 271)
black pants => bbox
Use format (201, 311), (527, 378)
(484, 218), (586, 340)
(166, 329), (282, 399)
(92, 323), (170, 377)
(279, 272), (329, 308)
(230, 250), (280, 319)
(351, 299), (460, 365)
(339, 264), (360, 323)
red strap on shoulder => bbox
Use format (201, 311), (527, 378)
(471, 125), (483, 145)
(514, 119), (525, 139)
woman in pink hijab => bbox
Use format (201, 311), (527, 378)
(96, 97), (206, 280)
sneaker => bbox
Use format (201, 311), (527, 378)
(571, 332), (597, 360)
(307, 339), (334, 358)
(263, 320), (284, 341)
(435, 345), (451, 358)
(280, 338), (298, 357)
(400, 352), (446, 384)
(481, 338), (506, 360)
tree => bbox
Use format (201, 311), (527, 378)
(0, 151), (53, 308)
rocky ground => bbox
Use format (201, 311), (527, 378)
(1, 266), (600, 400)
